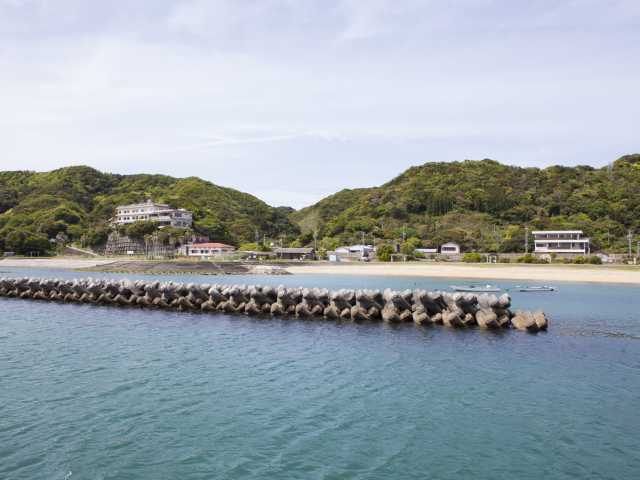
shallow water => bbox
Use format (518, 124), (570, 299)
(1, 267), (639, 479)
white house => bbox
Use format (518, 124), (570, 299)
(440, 242), (461, 255)
(335, 244), (375, 255)
(330, 244), (374, 262)
(113, 199), (193, 228)
(532, 230), (590, 255)
(186, 242), (236, 259)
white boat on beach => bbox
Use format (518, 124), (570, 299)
(450, 284), (502, 293)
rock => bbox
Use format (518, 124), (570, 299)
(381, 302), (400, 323)
(442, 309), (464, 327)
(476, 309), (499, 329)
(323, 304), (339, 319)
(533, 310), (548, 330)
(511, 310), (539, 332)
(270, 302), (285, 316)
(1, 277), (548, 336)
(350, 305), (370, 322)
(412, 305), (431, 325)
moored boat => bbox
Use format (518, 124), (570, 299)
(515, 285), (556, 292)
(450, 284), (502, 293)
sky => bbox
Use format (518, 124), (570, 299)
(0, 0), (639, 208)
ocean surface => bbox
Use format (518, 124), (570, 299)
(1, 266), (639, 479)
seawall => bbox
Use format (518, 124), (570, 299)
(0, 277), (548, 332)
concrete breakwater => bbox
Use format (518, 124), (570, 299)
(0, 277), (548, 332)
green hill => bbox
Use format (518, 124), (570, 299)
(3, 156), (639, 256)
(291, 155), (640, 253)
(0, 166), (299, 254)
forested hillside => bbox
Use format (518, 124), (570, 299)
(2, 155), (639, 256)
(292, 155), (640, 253)
(0, 166), (298, 254)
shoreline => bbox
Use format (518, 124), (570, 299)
(286, 262), (640, 285)
(2, 257), (640, 284)
(0, 258), (291, 275)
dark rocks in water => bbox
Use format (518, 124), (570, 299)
(0, 277), (549, 334)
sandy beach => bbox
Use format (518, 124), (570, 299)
(287, 262), (640, 284)
(3, 257), (640, 284)
(0, 257), (116, 269)
(0, 257), (290, 275)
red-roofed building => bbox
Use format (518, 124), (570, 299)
(186, 242), (236, 259)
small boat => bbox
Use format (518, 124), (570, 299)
(450, 284), (502, 293)
(515, 285), (556, 292)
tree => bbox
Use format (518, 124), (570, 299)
(85, 227), (110, 248)
(400, 237), (422, 256)
(4, 230), (51, 255)
(125, 221), (159, 239)
(22, 233), (52, 255)
(376, 244), (394, 262)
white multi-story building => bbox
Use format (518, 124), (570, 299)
(533, 230), (590, 255)
(112, 199), (193, 228)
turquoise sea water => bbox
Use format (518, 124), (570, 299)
(1, 267), (639, 479)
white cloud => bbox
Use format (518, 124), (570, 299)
(0, 0), (638, 207)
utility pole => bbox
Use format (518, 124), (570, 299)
(313, 230), (318, 252)
(628, 230), (633, 257)
(402, 224), (406, 243)
(361, 231), (365, 246)
(525, 226), (529, 254)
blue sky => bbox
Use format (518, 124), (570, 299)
(1, 0), (638, 208)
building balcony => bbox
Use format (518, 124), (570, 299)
(534, 247), (587, 253)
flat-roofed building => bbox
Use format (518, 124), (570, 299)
(440, 242), (461, 255)
(113, 199), (192, 228)
(186, 242), (236, 259)
(274, 247), (315, 260)
(533, 230), (590, 255)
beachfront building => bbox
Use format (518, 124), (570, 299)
(331, 244), (375, 262)
(185, 242), (236, 259)
(328, 245), (374, 262)
(112, 199), (193, 228)
(274, 247), (315, 260)
(440, 242), (461, 255)
(335, 244), (375, 256)
(532, 230), (590, 256)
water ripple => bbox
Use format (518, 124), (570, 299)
(1, 284), (639, 479)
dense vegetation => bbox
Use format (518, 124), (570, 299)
(2, 155), (639, 256)
(0, 166), (298, 255)
(292, 154), (640, 253)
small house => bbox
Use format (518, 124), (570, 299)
(440, 242), (461, 255)
(274, 247), (315, 260)
(332, 244), (374, 261)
